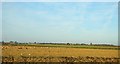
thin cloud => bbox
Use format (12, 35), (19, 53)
(2, 2), (118, 45)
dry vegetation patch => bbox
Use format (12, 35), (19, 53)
(2, 45), (120, 63)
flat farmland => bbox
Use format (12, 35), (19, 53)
(2, 45), (119, 57)
(2, 44), (120, 63)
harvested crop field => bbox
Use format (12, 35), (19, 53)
(1, 45), (120, 63)
(2, 46), (119, 57)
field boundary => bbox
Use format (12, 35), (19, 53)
(2, 44), (120, 50)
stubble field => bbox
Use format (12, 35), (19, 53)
(1, 44), (120, 63)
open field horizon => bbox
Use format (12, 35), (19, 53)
(2, 2), (119, 64)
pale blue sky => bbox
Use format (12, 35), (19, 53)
(1, 0), (120, 2)
(2, 2), (118, 45)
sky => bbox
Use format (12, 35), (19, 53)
(0, 2), (1, 44)
(2, 2), (118, 45)
(1, 0), (120, 2)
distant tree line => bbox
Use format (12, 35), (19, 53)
(2, 41), (18, 44)
(1, 41), (115, 46)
